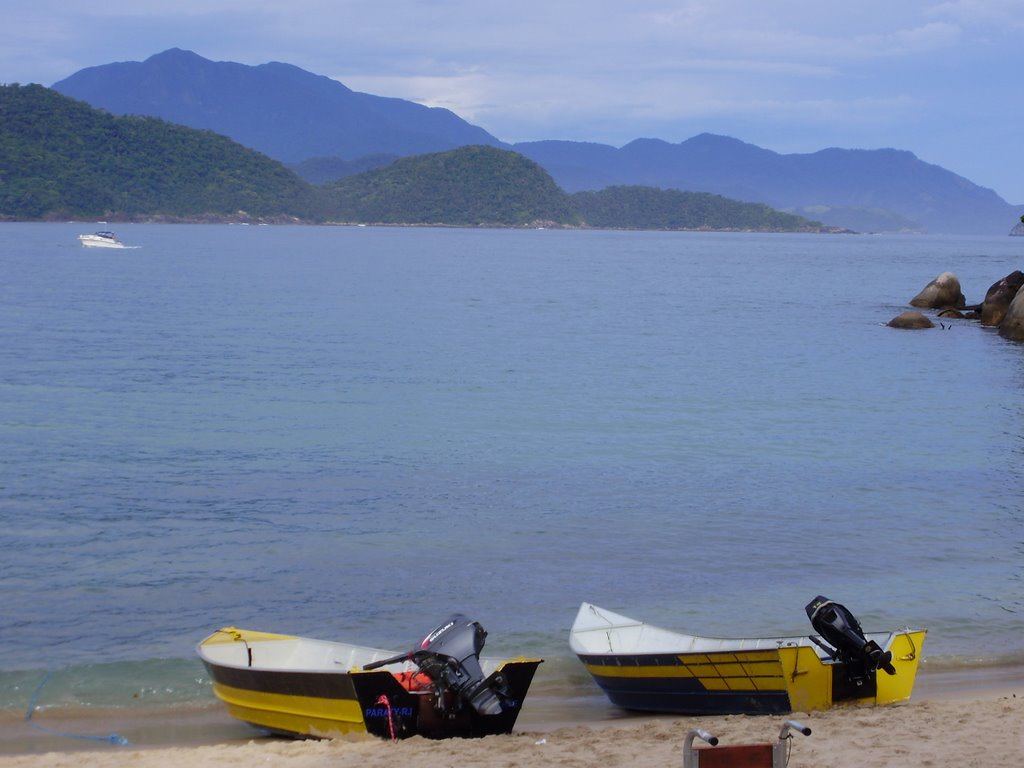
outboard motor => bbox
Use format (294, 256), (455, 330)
(363, 614), (509, 716)
(412, 614), (506, 716)
(805, 595), (897, 680)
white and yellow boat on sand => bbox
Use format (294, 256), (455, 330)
(570, 596), (925, 716)
(198, 614), (542, 740)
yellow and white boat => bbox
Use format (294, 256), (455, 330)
(570, 597), (925, 715)
(198, 615), (542, 740)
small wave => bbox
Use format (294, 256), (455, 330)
(0, 658), (212, 713)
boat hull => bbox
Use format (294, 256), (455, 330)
(570, 604), (925, 716)
(78, 234), (125, 248)
(199, 628), (542, 740)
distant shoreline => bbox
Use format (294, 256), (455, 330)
(2, 216), (854, 234)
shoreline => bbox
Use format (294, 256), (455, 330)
(2, 664), (1022, 764)
(3, 217), (852, 234)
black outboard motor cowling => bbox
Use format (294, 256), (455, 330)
(412, 614), (508, 716)
(805, 596), (896, 681)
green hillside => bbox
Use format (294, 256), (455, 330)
(1, 84), (830, 232)
(323, 145), (581, 226)
(0, 83), (314, 220)
(572, 185), (824, 231)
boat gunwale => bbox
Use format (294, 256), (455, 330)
(569, 602), (925, 656)
(197, 628), (541, 676)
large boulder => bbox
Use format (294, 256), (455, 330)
(997, 285), (1024, 341)
(980, 271), (1024, 326)
(910, 272), (965, 309)
(887, 310), (935, 329)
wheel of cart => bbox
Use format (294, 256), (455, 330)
(683, 720), (811, 768)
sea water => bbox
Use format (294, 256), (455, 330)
(1, 223), (1022, 732)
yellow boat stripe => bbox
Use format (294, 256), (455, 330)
(212, 681), (366, 735)
(583, 651), (788, 692)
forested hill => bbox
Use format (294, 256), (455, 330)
(0, 83), (314, 220)
(323, 145), (581, 226)
(572, 186), (822, 232)
(1, 85), (830, 231)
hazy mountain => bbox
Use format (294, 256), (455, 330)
(52, 49), (504, 163)
(51, 50), (1022, 234)
(513, 134), (1022, 235)
(289, 154), (398, 185)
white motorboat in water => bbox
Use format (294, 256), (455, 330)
(78, 231), (128, 248)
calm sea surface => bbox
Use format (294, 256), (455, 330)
(2, 223), (1023, 721)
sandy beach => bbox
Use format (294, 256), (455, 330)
(2, 668), (1022, 768)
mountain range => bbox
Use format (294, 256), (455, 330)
(52, 49), (1022, 235)
(4, 83), (832, 231)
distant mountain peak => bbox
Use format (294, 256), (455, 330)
(621, 137), (672, 149)
(146, 47), (203, 63)
(687, 132), (755, 146)
(52, 50), (502, 163)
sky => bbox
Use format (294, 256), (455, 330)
(4, 0), (1023, 202)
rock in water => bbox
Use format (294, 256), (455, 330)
(998, 286), (1024, 341)
(910, 272), (965, 309)
(888, 311), (935, 329)
(981, 271), (1024, 326)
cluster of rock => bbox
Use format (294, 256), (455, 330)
(888, 270), (1024, 340)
